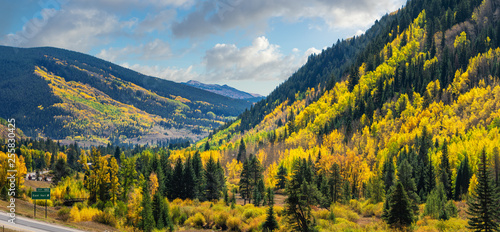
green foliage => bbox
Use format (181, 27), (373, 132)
(262, 205), (279, 232)
(383, 182), (415, 229)
(466, 148), (500, 231)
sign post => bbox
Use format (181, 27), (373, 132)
(32, 189), (50, 219)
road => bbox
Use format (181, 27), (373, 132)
(0, 213), (84, 232)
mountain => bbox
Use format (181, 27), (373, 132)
(0, 46), (253, 145)
(194, 0), (500, 209)
(183, 80), (264, 102)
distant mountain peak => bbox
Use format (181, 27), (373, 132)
(183, 80), (264, 101)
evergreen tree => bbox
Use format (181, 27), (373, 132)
(455, 155), (472, 200)
(328, 163), (343, 203)
(152, 191), (165, 229)
(383, 157), (395, 192)
(384, 182), (415, 229)
(140, 181), (155, 232)
(171, 158), (184, 199)
(192, 151), (203, 198)
(276, 164), (288, 189)
(367, 174), (385, 203)
(439, 139), (453, 199)
(397, 159), (420, 214)
(239, 158), (252, 205)
(284, 160), (315, 232)
(466, 148), (500, 232)
(120, 157), (137, 201)
(493, 147), (500, 188)
(183, 156), (196, 199)
(262, 204), (279, 232)
(237, 138), (246, 162)
(204, 156), (222, 201)
(424, 183), (448, 219)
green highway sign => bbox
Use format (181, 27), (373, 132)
(36, 188), (50, 192)
(32, 191), (50, 200)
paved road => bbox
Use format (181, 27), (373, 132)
(0, 213), (84, 232)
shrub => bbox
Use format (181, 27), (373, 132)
(214, 211), (230, 230)
(58, 207), (71, 222)
(184, 212), (206, 228)
(75, 202), (84, 210)
(79, 207), (101, 221)
(227, 216), (242, 231)
(92, 211), (117, 227)
(114, 201), (127, 218)
(69, 205), (80, 222)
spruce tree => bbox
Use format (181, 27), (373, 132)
(262, 204), (279, 232)
(171, 158), (184, 199)
(276, 164), (287, 189)
(383, 157), (395, 192)
(466, 148), (500, 232)
(239, 158), (252, 204)
(284, 160), (315, 232)
(384, 182), (415, 229)
(140, 181), (156, 232)
(183, 156), (196, 199)
(152, 191), (165, 229)
(328, 163), (343, 203)
(204, 156), (222, 201)
(455, 155), (471, 200)
(397, 159), (420, 214)
(237, 138), (246, 162)
(439, 139), (453, 199)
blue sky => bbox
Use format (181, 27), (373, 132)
(0, 0), (406, 96)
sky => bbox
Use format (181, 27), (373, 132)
(0, 0), (406, 96)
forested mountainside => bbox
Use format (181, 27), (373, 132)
(0, 46), (252, 145)
(2, 0), (500, 231)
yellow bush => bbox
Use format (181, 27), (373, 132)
(214, 211), (230, 229)
(70, 205), (81, 222)
(242, 206), (265, 221)
(79, 207), (101, 221)
(227, 216), (242, 231)
(313, 209), (331, 220)
(330, 204), (359, 222)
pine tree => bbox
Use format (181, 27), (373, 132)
(284, 160), (315, 232)
(455, 155), (471, 200)
(239, 158), (252, 204)
(140, 181), (155, 232)
(493, 147), (500, 188)
(466, 148), (500, 232)
(237, 138), (246, 162)
(171, 158), (184, 199)
(439, 139), (453, 199)
(192, 151), (203, 198)
(152, 191), (165, 229)
(204, 156), (222, 201)
(262, 204), (279, 231)
(383, 157), (395, 192)
(397, 159), (420, 214)
(328, 163), (343, 203)
(183, 156), (196, 199)
(276, 164), (287, 190)
(384, 182), (415, 229)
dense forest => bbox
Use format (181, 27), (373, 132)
(0, 46), (253, 144)
(2, 0), (500, 231)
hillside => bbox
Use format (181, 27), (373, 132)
(3, 0), (500, 231)
(0, 46), (253, 145)
(185, 0), (500, 219)
(183, 80), (264, 102)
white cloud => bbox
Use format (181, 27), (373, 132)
(135, 10), (177, 34)
(1, 8), (133, 52)
(202, 36), (319, 82)
(97, 39), (172, 62)
(121, 63), (199, 82)
(172, 0), (405, 38)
